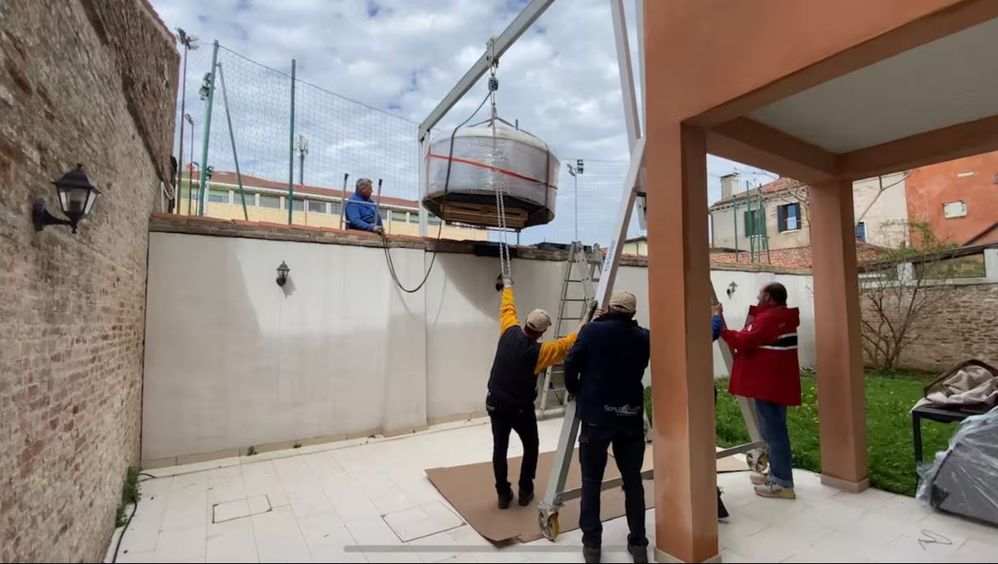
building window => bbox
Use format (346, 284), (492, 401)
(291, 199), (305, 212)
(409, 212), (421, 224)
(855, 222), (867, 242)
(308, 200), (326, 213)
(259, 194), (281, 209)
(943, 201), (968, 219)
(230, 191), (254, 206)
(208, 189), (230, 203)
(777, 203), (800, 232)
(329, 202), (342, 216)
(391, 210), (407, 224)
(743, 209), (764, 237)
(428, 214), (442, 226)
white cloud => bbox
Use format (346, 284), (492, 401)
(156, 0), (773, 245)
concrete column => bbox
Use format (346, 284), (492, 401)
(646, 121), (719, 562)
(808, 179), (870, 492)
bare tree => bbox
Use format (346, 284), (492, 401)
(859, 221), (959, 371)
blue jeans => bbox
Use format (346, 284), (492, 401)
(755, 400), (794, 488)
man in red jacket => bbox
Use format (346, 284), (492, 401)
(715, 282), (801, 500)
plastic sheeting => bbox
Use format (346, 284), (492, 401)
(423, 125), (559, 229)
(917, 406), (998, 526)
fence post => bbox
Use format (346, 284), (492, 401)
(197, 40), (220, 216)
(217, 62), (249, 221)
(287, 58), (297, 225)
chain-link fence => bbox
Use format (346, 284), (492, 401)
(171, 40), (639, 245)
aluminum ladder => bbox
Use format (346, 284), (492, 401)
(536, 242), (602, 419)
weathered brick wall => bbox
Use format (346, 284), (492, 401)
(861, 283), (998, 373)
(0, 0), (177, 561)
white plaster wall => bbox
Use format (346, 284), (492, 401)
(142, 233), (426, 461)
(143, 233), (817, 460)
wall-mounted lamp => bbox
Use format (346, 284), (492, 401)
(726, 281), (738, 299)
(33, 164), (102, 234)
(276, 261), (290, 287)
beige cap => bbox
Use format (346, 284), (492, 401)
(525, 309), (552, 332)
(608, 291), (637, 314)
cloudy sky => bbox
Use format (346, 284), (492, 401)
(153, 0), (775, 244)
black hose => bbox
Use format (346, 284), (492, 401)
(110, 501), (138, 564)
(381, 89), (493, 293)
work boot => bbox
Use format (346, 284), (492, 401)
(497, 490), (514, 510)
(583, 546), (601, 564)
(518, 489), (534, 507)
(628, 544), (649, 563)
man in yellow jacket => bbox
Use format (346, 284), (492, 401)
(487, 275), (585, 509)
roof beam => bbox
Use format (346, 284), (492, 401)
(706, 118), (837, 184)
(839, 114), (998, 179)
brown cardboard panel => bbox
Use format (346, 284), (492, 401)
(426, 450), (748, 543)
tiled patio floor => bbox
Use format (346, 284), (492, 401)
(105, 418), (998, 563)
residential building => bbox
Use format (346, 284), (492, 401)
(904, 150), (998, 246)
(177, 170), (488, 240)
(709, 171), (910, 252)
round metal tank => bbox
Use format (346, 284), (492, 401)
(423, 125), (559, 229)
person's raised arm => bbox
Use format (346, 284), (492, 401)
(499, 278), (518, 335)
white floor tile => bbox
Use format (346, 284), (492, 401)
(242, 461), (290, 508)
(248, 495), (273, 515)
(214, 499), (252, 523)
(115, 418), (998, 564)
(384, 502), (463, 542)
(206, 518), (259, 563)
(345, 517), (403, 546)
(154, 525), (206, 563)
(115, 549), (156, 563)
(252, 505), (313, 563)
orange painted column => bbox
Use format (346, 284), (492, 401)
(808, 180), (870, 492)
(646, 122), (719, 562)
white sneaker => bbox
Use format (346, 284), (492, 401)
(754, 482), (796, 500)
(749, 472), (769, 486)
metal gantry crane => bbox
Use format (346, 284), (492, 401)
(417, 0), (767, 542)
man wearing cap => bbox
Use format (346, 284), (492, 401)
(487, 276), (584, 510)
(565, 291), (650, 564)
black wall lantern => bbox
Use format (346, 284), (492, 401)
(33, 164), (102, 233)
(276, 261), (290, 287)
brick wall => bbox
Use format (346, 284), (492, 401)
(861, 283), (998, 373)
(0, 0), (177, 561)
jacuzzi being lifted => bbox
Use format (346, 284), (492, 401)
(423, 123), (560, 230)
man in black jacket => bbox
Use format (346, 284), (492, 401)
(565, 291), (650, 564)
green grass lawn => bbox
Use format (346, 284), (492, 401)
(646, 370), (956, 496)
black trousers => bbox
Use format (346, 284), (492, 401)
(579, 422), (648, 549)
(489, 403), (539, 495)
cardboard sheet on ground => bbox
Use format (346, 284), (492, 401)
(425, 449), (747, 543)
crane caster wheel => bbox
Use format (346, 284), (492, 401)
(746, 449), (769, 473)
(539, 512), (560, 541)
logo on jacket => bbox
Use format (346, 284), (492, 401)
(604, 404), (642, 416)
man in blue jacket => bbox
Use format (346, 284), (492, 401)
(565, 291), (650, 564)
(345, 178), (384, 234)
